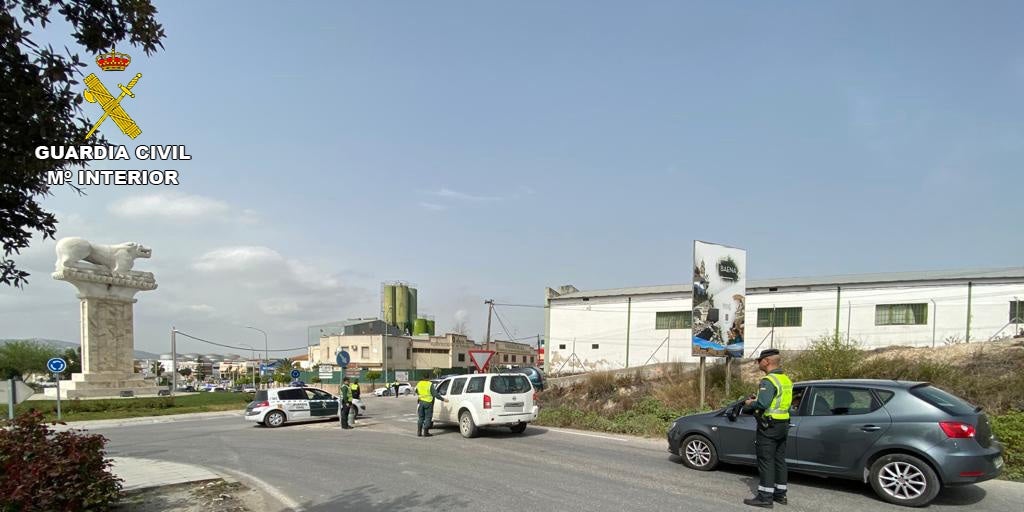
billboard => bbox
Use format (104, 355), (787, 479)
(692, 241), (746, 358)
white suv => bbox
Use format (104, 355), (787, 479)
(431, 373), (539, 438)
(245, 387), (365, 427)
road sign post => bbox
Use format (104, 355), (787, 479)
(47, 358), (67, 421)
(2, 379), (35, 420)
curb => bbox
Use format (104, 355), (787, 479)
(57, 410), (243, 430)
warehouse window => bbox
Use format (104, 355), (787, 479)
(875, 303), (928, 326)
(591, 344), (599, 349)
(558, 344), (566, 350)
(757, 307), (803, 328)
(361, 347), (369, 359)
(1011, 301), (1024, 323)
(458, 353), (465, 362)
(406, 347), (411, 359)
(656, 311), (692, 329)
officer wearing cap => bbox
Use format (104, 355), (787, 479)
(742, 348), (793, 508)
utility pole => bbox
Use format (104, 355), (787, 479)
(835, 286), (841, 341)
(170, 327), (177, 395)
(966, 282), (973, 343)
(485, 299), (494, 371)
(625, 297), (632, 368)
(931, 299), (938, 348)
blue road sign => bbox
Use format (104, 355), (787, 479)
(47, 357), (67, 373)
(336, 350), (350, 368)
(290, 369), (301, 379)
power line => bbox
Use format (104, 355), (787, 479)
(491, 307), (518, 343)
(174, 330), (307, 354)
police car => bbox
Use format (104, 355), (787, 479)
(245, 387), (365, 427)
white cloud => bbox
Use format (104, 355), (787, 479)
(193, 246), (283, 273)
(432, 187), (502, 202)
(418, 202), (447, 211)
(109, 192), (230, 220)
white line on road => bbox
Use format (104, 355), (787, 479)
(214, 466), (304, 512)
(542, 427), (630, 442)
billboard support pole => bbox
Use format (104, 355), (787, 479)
(699, 357), (706, 407)
(725, 356), (732, 397)
(835, 286), (842, 341)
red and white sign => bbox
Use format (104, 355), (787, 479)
(468, 350), (495, 372)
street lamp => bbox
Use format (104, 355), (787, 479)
(239, 343), (257, 389)
(245, 326), (268, 387)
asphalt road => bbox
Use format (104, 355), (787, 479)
(87, 394), (1023, 512)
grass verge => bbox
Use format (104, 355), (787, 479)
(14, 392), (252, 422)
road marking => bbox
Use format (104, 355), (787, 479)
(214, 466), (304, 511)
(543, 427), (630, 442)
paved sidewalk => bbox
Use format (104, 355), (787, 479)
(110, 457), (224, 492)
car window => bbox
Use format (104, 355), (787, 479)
(303, 389), (320, 400)
(489, 375), (531, 394)
(450, 378), (467, 395)
(253, 390), (268, 402)
(436, 379), (451, 396)
(310, 389), (334, 400)
(911, 385), (976, 415)
(807, 387), (878, 416)
(873, 389), (895, 405)
(278, 389), (306, 401)
(466, 376), (486, 393)
(790, 387), (806, 416)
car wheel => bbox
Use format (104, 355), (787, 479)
(680, 435), (719, 471)
(510, 423), (527, 434)
(869, 454), (940, 507)
(264, 410), (286, 428)
(459, 410), (479, 438)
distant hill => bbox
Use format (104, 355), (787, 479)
(0, 338), (161, 360)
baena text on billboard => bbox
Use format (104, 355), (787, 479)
(692, 241), (746, 358)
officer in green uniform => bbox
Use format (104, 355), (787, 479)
(742, 348), (793, 508)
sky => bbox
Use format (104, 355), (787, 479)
(2, 1), (1023, 356)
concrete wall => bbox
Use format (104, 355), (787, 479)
(549, 281), (1024, 372)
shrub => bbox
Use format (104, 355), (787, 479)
(789, 336), (861, 381)
(0, 411), (122, 511)
(992, 412), (1024, 481)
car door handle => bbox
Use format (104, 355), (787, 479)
(860, 425), (881, 432)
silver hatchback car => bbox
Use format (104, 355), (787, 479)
(667, 380), (1004, 507)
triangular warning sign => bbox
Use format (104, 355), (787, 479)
(468, 350), (495, 372)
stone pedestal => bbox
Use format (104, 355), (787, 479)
(53, 266), (160, 399)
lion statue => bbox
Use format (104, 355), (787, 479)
(55, 237), (152, 275)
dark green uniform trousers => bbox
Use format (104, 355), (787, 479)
(417, 400), (434, 432)
(755, 421), (789, 499)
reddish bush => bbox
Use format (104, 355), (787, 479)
(0, 411), (122, 511)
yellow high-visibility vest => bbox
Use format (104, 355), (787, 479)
(416, 380), (434, 403)
(764, 372), (793, 420)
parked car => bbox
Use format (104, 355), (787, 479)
(667, 380), (1004, 507)
(506, 366), (545, 391)
(430, 373), (539, 438)
(242, 385), (257, 393)
(176, 385), (196, 392)
(245, 387), (365, 428)
(374, 383), (413, 396)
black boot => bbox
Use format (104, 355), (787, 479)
(417, 428), (422, 437)
(773, 495), (787, 505)
(422, 429), (433, 437)
(743, 495), (774, 508)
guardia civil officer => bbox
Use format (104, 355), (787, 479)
(742, 348), (793, 508)
(415, 377), (447, 437)
(338, 377), (353, 429)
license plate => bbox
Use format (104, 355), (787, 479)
(995, 456), (1004, 469)
(505, 402), (524, 412)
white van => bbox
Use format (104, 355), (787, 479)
(431, 373), (539, 438)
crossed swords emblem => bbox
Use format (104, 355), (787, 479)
(83, 72), (143, 140)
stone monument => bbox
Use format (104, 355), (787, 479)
(52, 237), (161, 398)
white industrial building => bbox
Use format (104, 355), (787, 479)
(544, 267), (1024, 373)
